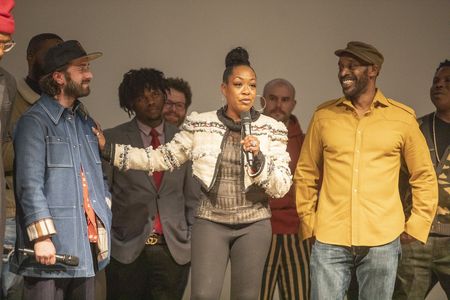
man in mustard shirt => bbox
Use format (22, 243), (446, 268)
(294, 41), (438, 299)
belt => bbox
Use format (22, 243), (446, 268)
(145, 234), (165, 245)
(430, 219), (450, 236)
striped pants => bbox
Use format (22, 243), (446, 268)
(260, 234), (311, 300)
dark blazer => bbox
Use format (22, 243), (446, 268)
(103, 118), (200, 265)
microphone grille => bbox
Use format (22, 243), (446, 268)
(66, 255), (80, 266)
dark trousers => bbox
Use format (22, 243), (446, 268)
(105, 244), (190, 300)
(23, 276), (94, 300)
(393, 235), (450, 299)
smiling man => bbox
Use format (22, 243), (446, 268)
(294, 41), (438, 300)
(11, 40), (111, 300)
(163, 77), (192, 127)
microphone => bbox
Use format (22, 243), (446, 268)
(240, 111), (254, 168)
(19, 248), (79, 266)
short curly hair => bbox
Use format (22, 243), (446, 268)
(118, 68), (168, 117)
(436, 59), (450, 72)
(167, 77), (192, 109)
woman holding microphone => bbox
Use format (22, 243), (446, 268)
(98, 47), (291, 300)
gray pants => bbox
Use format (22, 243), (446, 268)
(190, 218), (271, 300)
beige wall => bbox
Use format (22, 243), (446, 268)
(4, 0), (450, 131)
(4, 1), (449, 299)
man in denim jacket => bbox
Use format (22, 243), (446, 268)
(11, 40), (111, 300)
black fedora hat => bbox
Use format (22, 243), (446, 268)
(43, 40), (102, 75)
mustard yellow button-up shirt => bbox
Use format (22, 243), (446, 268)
(295, 90), (438, 246)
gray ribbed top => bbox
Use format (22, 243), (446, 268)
(196, 131), (269, 224)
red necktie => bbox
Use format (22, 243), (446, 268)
(150, 128), (163, 234)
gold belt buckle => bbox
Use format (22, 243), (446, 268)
(145, 234), (159, 245)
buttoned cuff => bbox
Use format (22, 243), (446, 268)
(27, 218), (57, 241)
(405, 213), (433, 244)
(299, 213), (316, 241)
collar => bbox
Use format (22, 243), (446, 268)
(39, 94), (89, 125)
(287, 114), (303, 138)
(136, 119), (164, 136)
(216, 106), (261, 132)
(336, 89), (390, 110)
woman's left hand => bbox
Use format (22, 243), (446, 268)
(241, 135), (260, 155)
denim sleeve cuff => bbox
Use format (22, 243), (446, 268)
(27, 218), (57, 241)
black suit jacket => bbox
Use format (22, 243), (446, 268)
(103, 118), (200, 264)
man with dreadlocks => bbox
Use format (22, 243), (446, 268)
(103, 68), (200, 300)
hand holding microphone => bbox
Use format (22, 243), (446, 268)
(19, 248), (80, 267)
(20, 237), (79, 266)
(240, 111), (260, 170)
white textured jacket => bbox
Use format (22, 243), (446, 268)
(113, 110), (292, 198)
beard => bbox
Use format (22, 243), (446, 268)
(164, 111), (183, 125)
(341, 69), (369, 101)
(63, 73), (90, 98)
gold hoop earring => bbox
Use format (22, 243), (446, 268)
(253, 95), (267, 113)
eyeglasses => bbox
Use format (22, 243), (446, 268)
(72, 63), (91, 73)
(164, 100), (186, 110)
(0, 40), (15, 53)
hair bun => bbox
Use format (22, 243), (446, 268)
(225, 47), (250, 68)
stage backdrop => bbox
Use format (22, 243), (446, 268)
(3, 1), (449, 299)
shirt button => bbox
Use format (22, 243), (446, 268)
(354, 189), (357, 192)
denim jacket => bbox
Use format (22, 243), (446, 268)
(11, 94), (111, 278)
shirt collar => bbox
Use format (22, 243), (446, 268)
(336, 89), (390, 110)
(39, 94), (89, 125)
(136, 119), (164, 136)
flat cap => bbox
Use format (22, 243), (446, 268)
(335, 41), (384, 67)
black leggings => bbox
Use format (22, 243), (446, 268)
(190, 218), (272, 300)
